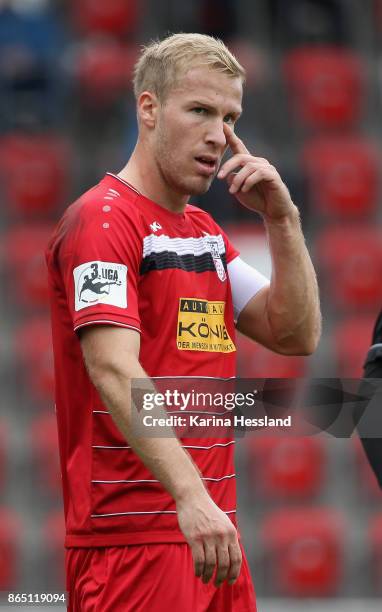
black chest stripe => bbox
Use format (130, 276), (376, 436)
(140, 251), (227, 275)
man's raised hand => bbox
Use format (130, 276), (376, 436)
(218, 122), (297, 221)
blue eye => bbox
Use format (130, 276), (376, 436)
(193, 107), (207, 114)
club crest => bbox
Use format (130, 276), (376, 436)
(205, 237), (227, 282)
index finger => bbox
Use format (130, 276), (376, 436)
(223, 122), (249, 155)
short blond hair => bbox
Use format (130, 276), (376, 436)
(133, 32), (245, 102)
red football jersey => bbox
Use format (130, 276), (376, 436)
(46, 173), (240, 547)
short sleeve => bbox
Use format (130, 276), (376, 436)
(58, 202), (142, 334)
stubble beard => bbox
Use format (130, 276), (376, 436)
(154, 128), (214, 197)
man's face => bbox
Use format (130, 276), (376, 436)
(152, 65), (243, 197)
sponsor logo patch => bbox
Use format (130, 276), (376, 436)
(73, 261), (127, 311)
(177, 298), (236, 353)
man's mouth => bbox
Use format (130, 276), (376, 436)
(194, 156), (218, 175)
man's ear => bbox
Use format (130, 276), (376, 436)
(137, 91), (159, 129)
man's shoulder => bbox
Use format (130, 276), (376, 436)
(78, 176), (140, 217)
(46, 177), (142, 258)
(60, 177), (142, 233)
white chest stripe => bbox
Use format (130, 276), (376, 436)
(142, 233), (226, 258)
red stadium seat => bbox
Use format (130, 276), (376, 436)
(315, 226), (382, 311)
(14, 317), (54, 403)
(236, 334), (309, 377)
(283, 46), (363, 129)
(30, 413), (61, 495)
(43, 510), (65, 588)
(0, 134), (69, 217)
(70, 0), (138, 35)
(302, 136), (379, 218)
(334, 316), (378, 377)
(72, 37), (137, 106)
(0, 508), (21, 590)
(262, 508), (344, 596)
(247, 436), (325, 499)
(3, 223), (53, 308)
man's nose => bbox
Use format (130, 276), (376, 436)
(205, 120), (227, 149)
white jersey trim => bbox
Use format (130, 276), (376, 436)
(152, 376), (236, 380)
(183, 441), (235, 450)
(93, 445), (131, 448)
(92, 441), (236, 450)
(93, 479), (159, 484)
(92, 474), (235, 484)
(228, 256), (270, 320)
(74, 320), (141, 334)
(91, 509), (237, 518)
(106, 173), (140, 195)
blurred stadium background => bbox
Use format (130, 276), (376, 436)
(0, 0), (381, 609)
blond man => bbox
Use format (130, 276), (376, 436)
(46, 33), (321, 611)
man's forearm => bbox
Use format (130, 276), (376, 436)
(264, 206), (321, 353)
(92, 363), (208, 504)
(80, 325), (242, 586)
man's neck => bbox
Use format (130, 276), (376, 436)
(117, 144), (189, 214)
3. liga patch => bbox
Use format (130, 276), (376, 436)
(73, 261), (127, 311)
